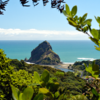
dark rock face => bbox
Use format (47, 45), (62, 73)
(28, 41), (60, 65)
(24, 58), (28, 61)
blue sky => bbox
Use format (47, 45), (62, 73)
(0, 0), (100, 40)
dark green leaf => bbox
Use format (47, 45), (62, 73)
(95, 16), (100, 25)
(33, 93), (43, 100)
(94, 71), (100, 75)
(92, 64), (99, 71)
(97, 30), (100, 39)
(41, 69), (50, 83)
(71, 5), (77, 17)
(90, 29), (99, 40)
(82, 13), (87, 22)
(92, 88), (98, 96)
(89, 37), (99, 46)
(83, 19), (92, 26)
(83, 26), (88, 32)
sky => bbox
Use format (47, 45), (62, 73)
(0, 0), (100, 40)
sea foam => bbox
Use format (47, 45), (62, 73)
(77, 58), (95, 61)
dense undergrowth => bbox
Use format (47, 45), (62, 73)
(0, 49), (92, 100)
(72, 60), (100, 76)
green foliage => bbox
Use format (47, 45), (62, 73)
(83, 79), (100, 100)
(33, 93), (43, 100)
(41, 69), (50, 84)
(21, 86), (34, 100)
(10, 69), (34, 88)
(0, 49), (14, 99)
(63, 3), (100, 52)
(54, 91), (60, 98)
(90, 29), (99, 40)
(0, 49), (87, 100)
(84, 61), (99, 79)
(11, 85), (19, 100)
(74, 70), (81, 77)
(55, 71), (64, 77)
(63, 4), (92, 32)
(95, 16), (100, 27)
(34, 71), (40, 84)
(63, 5), (100, 100)
(10, 69), (62, 100)
(10, 59), (25, 69)
(11, 85), (34, 100)
(68, 95), (88, 100)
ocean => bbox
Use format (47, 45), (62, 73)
(0, 40), (100, 63)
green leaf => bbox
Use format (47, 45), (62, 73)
(62, 10), (69, 17)
(68, 19), (78, 27)
(41, 69), (50, 83)
(39, 88), (53, 99)
(83, 26), (88, 32)
(82, 13), (87, 22)
(90, 29), (99, 40)
(47, 82), (59, 92)
(94, 71), (100, 75)
(74, 15), (78, 22)
(65, 4), (70, 15)
(19, 93), (23, 100)
(11, 85), (20, 100)
(85, 63), (92, 74)
(94, 46), (100, 51)
(95, 16), (100, 26)
(92, 63), (99, 71)
(55, 91), (60, 98)
(84, 62), (99, 79)
(78, 17), (82, 24)
(33, 93), (43, 100)
(39, 88), (50, 94)
(22, 86), (34, 100)
(83, 19), (92, 26)
(89, 37), (99, 46)
(71, 5), (77, 17)
(92, 88), (98, 96)
(98, 30), (100, 39)
(34, 71), (40, 83)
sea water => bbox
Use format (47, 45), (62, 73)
(1, 40), (100, 72)
(0, 40), (100, 63)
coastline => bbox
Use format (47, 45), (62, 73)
(58, 63), (73, 69)
(25, 61), (73, 69)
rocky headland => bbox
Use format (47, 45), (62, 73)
(27, 41), (61, 65)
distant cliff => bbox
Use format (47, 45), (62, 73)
(28, 41), (60, 65)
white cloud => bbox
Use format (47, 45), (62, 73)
(0, 28), (90, 40)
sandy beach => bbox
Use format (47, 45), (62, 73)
(58, 63), (73, 69)
(25, 61), (73, 69)
(41, 63), (74, 69)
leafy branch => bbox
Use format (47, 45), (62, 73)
(62, 4), (100, 51)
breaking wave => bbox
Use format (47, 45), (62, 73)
(63, 62), (74, 64)
(77, 58), (95, 61)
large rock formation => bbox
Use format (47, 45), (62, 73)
(28, 41), (60, 65)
